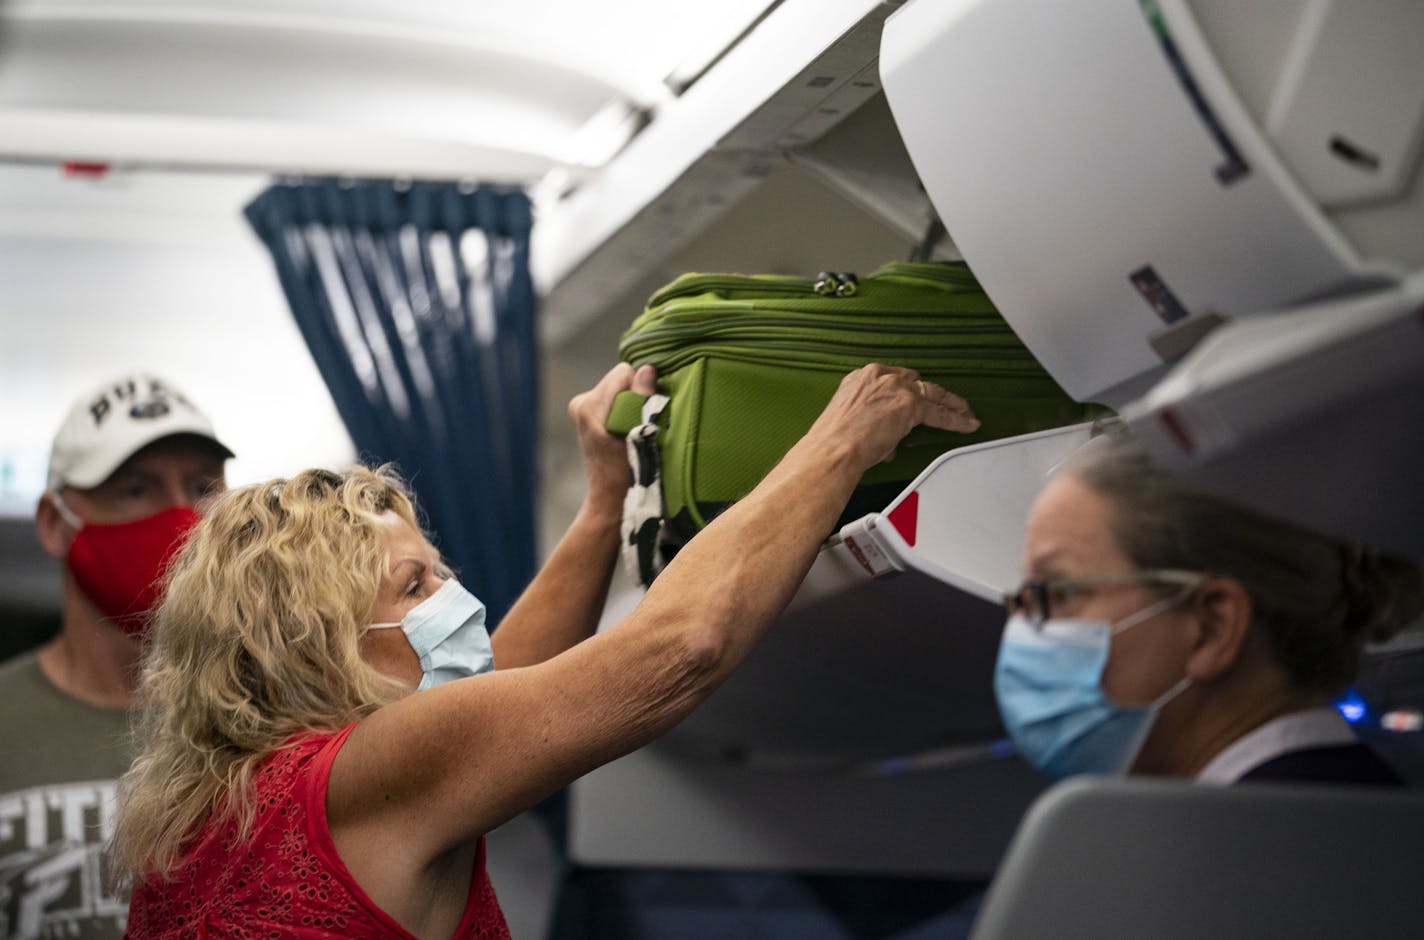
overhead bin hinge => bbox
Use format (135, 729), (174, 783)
(1148, 308), (1232, 364)
(835, 515), (903, 578)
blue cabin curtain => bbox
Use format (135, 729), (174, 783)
(245, 180), (538, 623)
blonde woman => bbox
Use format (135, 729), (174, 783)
(111, 362), (980, 939)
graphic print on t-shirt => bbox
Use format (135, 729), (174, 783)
(0, 780), (125, 939)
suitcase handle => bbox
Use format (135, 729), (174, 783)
(607, 390), (653, 436)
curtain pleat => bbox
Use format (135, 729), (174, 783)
(245, 179), (538, 623)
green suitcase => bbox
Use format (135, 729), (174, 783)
(608, 261), (1104, 585)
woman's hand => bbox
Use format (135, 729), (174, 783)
(567, 362), (659, 520)
(804, 364), (979, 470)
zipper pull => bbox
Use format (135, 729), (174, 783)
(813, 272), (860, 297)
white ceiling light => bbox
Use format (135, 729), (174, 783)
(664, 0), (780, 92)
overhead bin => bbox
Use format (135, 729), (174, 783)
(1125, 273), (1424, 558)
(571, 424), (1094, 876)
(881, 0), (1424, 555)
(880, 0), (1424, 408)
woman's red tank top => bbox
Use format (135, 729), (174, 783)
(126, 724), (511, 939)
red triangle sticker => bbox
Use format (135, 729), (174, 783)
(887, 491), (919, 546)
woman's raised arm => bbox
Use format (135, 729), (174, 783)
(328, 363), (978, 884)
(488, 363), (659, 669)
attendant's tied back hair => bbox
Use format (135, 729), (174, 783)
(111, 465), (437, 885)
(1068, 432), (1423, 695)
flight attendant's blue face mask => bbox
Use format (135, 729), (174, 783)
(993, 589), (1195, 780)
(369, 578), (494, 691)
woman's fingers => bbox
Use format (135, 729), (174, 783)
(573, 362), (658, 418)
(569, 363), (634, 424)
(915, 378), (979, 432)
(631, 364), (658, 397)
(591, 362), (635, 407)
(568, 364), (644, 514)
(812, 365), (983, 469)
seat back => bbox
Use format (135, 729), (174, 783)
(970, 777), (1424, 940)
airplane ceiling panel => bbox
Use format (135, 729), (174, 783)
(0, 0), (780, 180)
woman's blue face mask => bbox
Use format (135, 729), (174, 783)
(369, 578), (494, 691)
(992, 581), (1199, 779)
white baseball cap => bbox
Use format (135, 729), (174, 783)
(47, 373), (235, 492)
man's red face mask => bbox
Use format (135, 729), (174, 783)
(57, 501), (202, 637)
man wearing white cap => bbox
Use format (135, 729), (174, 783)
(0, 373), (232, 939)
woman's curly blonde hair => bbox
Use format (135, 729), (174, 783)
(110, 465), (440, 885)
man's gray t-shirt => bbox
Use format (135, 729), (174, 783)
(0, 651), (133, 939)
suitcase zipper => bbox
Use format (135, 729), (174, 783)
(645, 274), (827, 308)
(623, 338), (1047, 372)
(870, 261), (980, 290)
(625, 314), (1014, 346)
(644, 267), (959, 307)
(644, 272), (860, 305)
(627, 264), (1039, 366)
(634, 341), (1041, 360)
